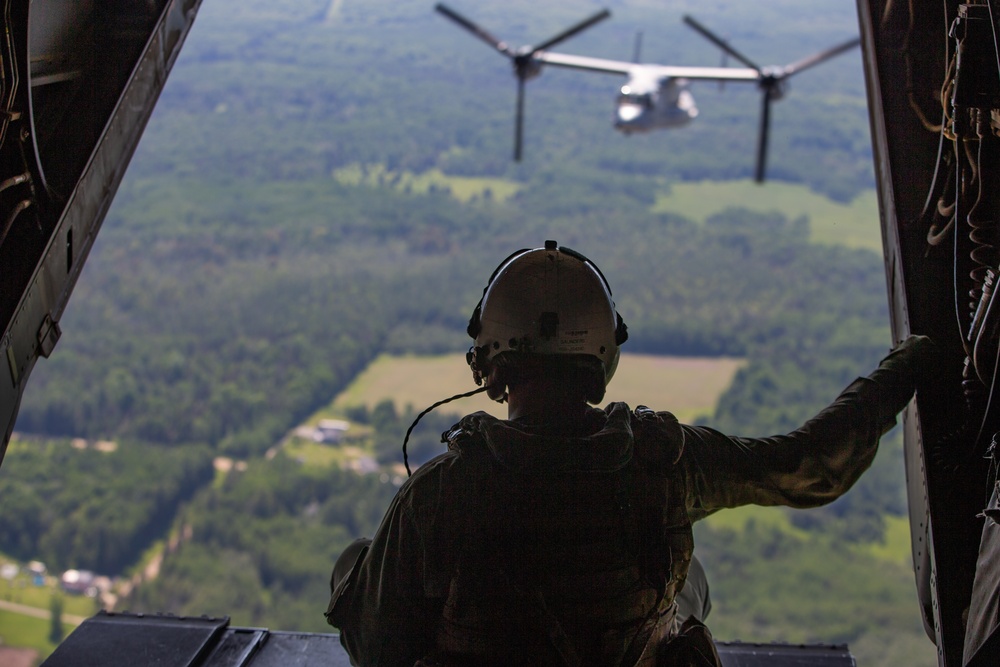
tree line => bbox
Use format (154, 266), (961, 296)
(0, 439), (214, 573)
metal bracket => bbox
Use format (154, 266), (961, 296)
(36, 313), (60, 358)
(3, 333), (15, 386)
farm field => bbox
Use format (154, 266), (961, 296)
(329, 167), (882, 254)
(700, 504), (913, 566)
(0, 560), (94, 662)
(0, 608), (75, 662)
(0, 579), (94, 619)
(654, 181), (882, 252)
(332, 164), (522, 203)
(330, 352), (745, 422)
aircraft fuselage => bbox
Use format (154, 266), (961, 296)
(613, 78), (698, 134)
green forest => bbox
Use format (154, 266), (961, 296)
(0, 0), (937, 665)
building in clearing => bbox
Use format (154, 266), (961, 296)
(313, 419), (350, 443)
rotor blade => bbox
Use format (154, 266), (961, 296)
(683, 15), (760, 71)
(514, 76), (525, 162)
(781, 37), (861, 77)
(530, 9), (611, 54)
(755, 91), (772, 183)
(632, 31), (643, 63)
(435, 3), (510, 54)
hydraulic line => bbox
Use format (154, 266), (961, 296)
(967, 112), (995, 322)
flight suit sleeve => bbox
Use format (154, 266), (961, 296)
(679, 335), (932, 519)
(334, 457), (457, 667)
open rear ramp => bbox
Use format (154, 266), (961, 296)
(0, 0), (203, 467)
(43, 611), (857, 667)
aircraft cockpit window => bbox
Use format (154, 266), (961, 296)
(618, 92), (652, 109)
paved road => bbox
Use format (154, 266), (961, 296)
(0, 598), (87, 625)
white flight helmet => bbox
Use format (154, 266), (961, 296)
(466, 241), (628, 395)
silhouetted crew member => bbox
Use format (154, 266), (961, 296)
(326, 241), (932, 666)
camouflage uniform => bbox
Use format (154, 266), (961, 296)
(327, 337), (928, 667)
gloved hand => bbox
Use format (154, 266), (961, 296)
(874, 334), (937, 386)
(866, 334), (938, 424)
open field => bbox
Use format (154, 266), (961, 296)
(330, 167), (881, 253)
(863, 515), (913, 565)
(702, 505), (913, 566)
(653, 180), (882, 253)
(702, 504), (808, 537)
(0, 558), (93, 660)
(332, 164), (522, 203)
(0, 608), (73, 661)
(330, 352), (744, 422)
(0, 577), (95, 619)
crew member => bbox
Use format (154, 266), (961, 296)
(327, 241), (932, 666)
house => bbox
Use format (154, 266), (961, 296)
(313, 419), (350, 443)
(61, 569), (97, 596)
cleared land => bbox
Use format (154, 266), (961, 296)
(0, 576), (95, 619)
(0, 608), (74, 661)
(331, 168), (881, 253)
(332, 164), (522, 203)
(653, 180), (882, 253)
(331, 352), (744, 422)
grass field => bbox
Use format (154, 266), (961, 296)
(329, 352), (744, 422)
(863, 515), (914, 565)
(332, 165), (881, 252)
(283, 441), (372, 468)
(0, 559), (93, 661)
(332, 163), (522, 203)
(702, 504), (808, 537)
(0, 608), (74, 661)
(653, 180), (882, 252)
(701, 504), (913, 566)
(0, 575), (95, 619)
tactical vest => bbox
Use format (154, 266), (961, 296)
(430, 405), (694, 667)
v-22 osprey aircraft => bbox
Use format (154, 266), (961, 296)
(435, 4), (860, 182)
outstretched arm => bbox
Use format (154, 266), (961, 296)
(680, 335), (933, 518)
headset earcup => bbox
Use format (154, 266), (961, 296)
(467, 302), (482, 339)
(615, 313), (629, 346)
